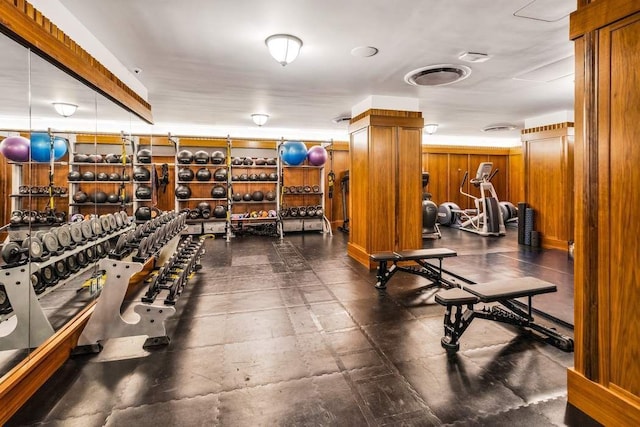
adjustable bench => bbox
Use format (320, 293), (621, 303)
(434, 277), (574, 354)
(370, 248), (457, 290)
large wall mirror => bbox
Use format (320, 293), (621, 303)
(0, 29), (149, 384)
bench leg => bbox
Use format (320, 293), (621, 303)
(441, 303), (475, 354)
(375, 261), (397, 290)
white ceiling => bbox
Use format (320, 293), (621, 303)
(9, 0), (577, 143)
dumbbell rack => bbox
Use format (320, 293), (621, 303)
(0, 225), (133, 351)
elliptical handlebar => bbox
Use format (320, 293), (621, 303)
(488, 168), (499, 182)
(460, 171), (469, 190)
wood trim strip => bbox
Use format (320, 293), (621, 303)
(521, 122), (575, 134)
(570, 0), (640, 40)
(0, 0), (153, 123)
(0, 300), (97, 425)
(568, 368), (640, 426)
(422, 145), (512, 155)
(349, 115), (424, 133)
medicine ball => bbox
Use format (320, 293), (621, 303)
(211, 185), (226, 198)
(239, 173), (249, 181)
(258, 172), (268, 181)
(94, 190), (108, 204)
(88, 153), (103, 163)
(133, 166), (151, 181)
(213, 205), (226, 218)
(213, 168), (227, 181)
(211, 151), (225, 164)
(175, 185), (192, 199)
(232, 192), (242, 202)
(104, 153), (120, 163)
(72, 191), (88, 203)
(268, 172), (278, 181)
(194, 150), (209, 164)
(107, 193), (120, 203)
(109, 172), (121, 181)
(196, 167), (212, 181)
(252, 191), (264, 201)
(137, 148), (152, 163)
(248, 173), (258, 181)
(96, 172), (109, 181)
(73, 153), (89, 163)
(242, 193), (252, 201)
(254, 158), (267, 165)
(135, 185), (152, 200)
(81, 170), (95, 181)
(197, 201), (211, 214)
(177, 150), (194, 164)
(232, 157), (243, 166)
(265, 191), (276, 201)
(135, 206), (152, 221)
(68, 170), (81, 181)
(178, 167), (195, 182)
(243, 157), (254, 166)
(266, 158), (277, 165)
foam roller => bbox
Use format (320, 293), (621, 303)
(524, 207), (535, 246)
(517, 202), (527, 245)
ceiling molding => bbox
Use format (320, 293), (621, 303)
(0, 0), (153, 124)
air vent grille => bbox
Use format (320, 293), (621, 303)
(404, 64), (472, 86)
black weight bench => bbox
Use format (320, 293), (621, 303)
(434, 277), (574, 354)
(370, 248), (457, 290)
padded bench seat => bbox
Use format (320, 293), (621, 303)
(435, 277), (556, 305)
(369, 248), (458, 290)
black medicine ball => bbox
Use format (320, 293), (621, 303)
(177, 150), (194, 164)
(137, 149), (152, 163)
(239, 173), (249, 181)
(265, 191), (276, 201)
(109, 172), (121, 181)
(213, 205), (226, 218)
(96, 172), (109, 181)
(242, 193), (252, 201)
(254, 158), (267, 165)
(197, 201), (211, 213)
(134, 166), (151, 182)
(107, 193), (120, 203)
(248, 173), (258, 181)
(104, 153), (120, 163)
(82, 171), (95, 181)
(194, 150), (209, 164)
(178, 167), (195, 182)
(243, 158), (254, 165)
(211, 151), (225, 164)
(258, 172), (268, 181)
(88, 154), (103, 163)
(268, 172), (278, 181)
(74, 153), (89, 163)
(232, 193), (242, 202)
(68, 170), (81, 181)
(252, 191), (264, 201)
(94, 191), (108, 204)
(213, 168), (227, 181)
(266, 158), (277, 165)
(175, 185), (192, 199)
(72, 191), (88, 203)
(232, 157), (243, 166)
(196, 168), (212, 181)
(135, 185), (152, 200)
(135, 206), (152, 221)
(211, 185), (226, 198)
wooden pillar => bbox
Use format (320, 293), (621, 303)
(347, 109), (424, 268)
(521, 123), (574, 249)
(568, 1), (640, 425)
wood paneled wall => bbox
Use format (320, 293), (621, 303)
(569, 2), (640, 425)
(323, 143), (349, 230)
(421, 146), (516, 209)
(521, 125), (574, 249)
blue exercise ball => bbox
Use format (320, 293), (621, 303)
(281, 140), (307, 166)
(30, 132), (68, 162)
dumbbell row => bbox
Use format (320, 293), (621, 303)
(18, 185), (68, 195)
(112, 211), (186, 261)
(280, 205), (324, 218)
(10, 210), (67, 226)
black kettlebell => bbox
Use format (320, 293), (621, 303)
(211, 151), (225, 164)
(133, 166), (151, 181)
(196, 168), (212, 181)
(68, 170), (81, 181)
(178, 168), (195, 182)
(88, 153), (103, 163)
(258, 172), (268, 181)
(266, 158), (277, 165)
(10, 210), (23, 225)
(109, 172), (121, 181)
(197, 202), (212, 218)
(213, 205), (226, 218)
(243, 158), (254, 166)
(175, 185), (192, 199)
(248, 173), (258, 181)
(213, 168), (227, 181)
(73, 153), (89, 163)
(232, 193), (242, 202)
(252, 191), (264, 201)
(135, 185), (152, 200)
(194, 150), (210, 164)
(232, 157), (243, 166)
(96, 172), (109, 181)
(177, 150), (194, 164)
(135, 206), (152, 221)
(136, 148), (152, 163)
(268, 172), (278, 181)
(104, 153), (120, 163)
(211, 185), (226, 198)
(73, 191), (88, 203)
(81, 170), (95, 181)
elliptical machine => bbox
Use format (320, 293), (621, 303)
(422, 172), (441, 239)
(437, 162), (506, 237)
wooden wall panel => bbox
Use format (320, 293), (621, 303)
(323, 146), (349, 229)
(488, 155), (508, 203)
(348, 128), (369, 260)
(397, 127), (422, 251)
(468, 154), (489, 200)
(423, 153), (448, 204)
(448, 154), (470, 209)
(368, 126), (396, 253)
(508, 148), (524, 203)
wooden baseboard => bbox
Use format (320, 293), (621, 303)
(567, 368), (640, 426)
(347, 243), (374, 269)
(0, 301), (96, 424)
(541, 236), (569, 251)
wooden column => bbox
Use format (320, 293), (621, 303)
(568, 1), (640, 425)
(521, 123), (574, 249)
(347, 109), (423, 268)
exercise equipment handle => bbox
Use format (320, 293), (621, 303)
(488, 168), (499, 182)
(460, 171), (469, 190)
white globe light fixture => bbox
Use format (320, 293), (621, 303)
(424, 123), (439, 135)
(251, 113), (269, 126)
(52, 102), (78, 117)
(265, 34), (303, 66)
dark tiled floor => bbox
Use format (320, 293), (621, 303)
(9, 228), (600, 426)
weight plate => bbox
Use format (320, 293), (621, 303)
(115, 213), (124, 228)
(113, 234), (127, 254)
(34, 230), (47, 241)
(22, 237), (44, 259)
(70, 223), (84, 244)
(57, 226), (72, 248)
(81, 220), (93, 239)
(147, 233), (157, 253)
(31, 272), (46, 294)
(42, 232), (60, 253)
(86, 245), (96, 262)
(100, 215), (111, 233)
(137, 236), (149, 258)
(126, 230), (137, 246)
(134, 226), (144, 240)
(108, 214), (117, 230)
(54, 260), (68, 277)
(77, 250), (88, 266)
(2, 241), (23, 264)
(41, 265), (57, 285)
(66, 254), (79, 272)
(91, 218), (103, 236)
(95, 243), (105, 258)
(101, 240), (111, 253)
(121, 211), (130, 225)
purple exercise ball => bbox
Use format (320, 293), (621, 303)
(0, 135), (31, 162)
(307, 145), (328, 166)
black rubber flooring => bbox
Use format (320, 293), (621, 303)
(8, 228), (600, 426)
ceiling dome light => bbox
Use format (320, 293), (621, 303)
(424, 124), (439, 135)
(251, 113), (269, 126)
(350, 46), (379, 58)
(52, 102), (78, 117)
(404, 64), (472, 86)
(265, 34), (303, 66)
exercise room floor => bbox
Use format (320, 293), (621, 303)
(9, 228), (600, 426)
